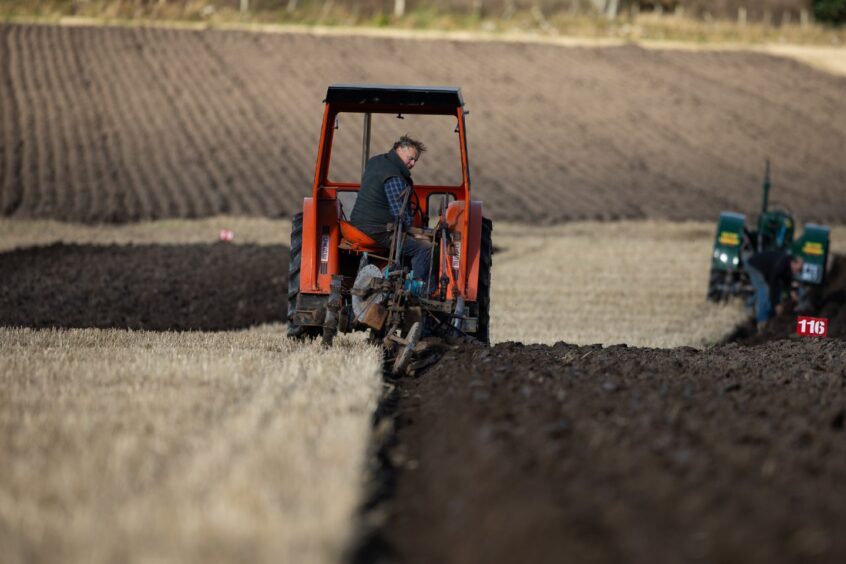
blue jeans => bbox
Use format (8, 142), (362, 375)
(402, 236), (433, 284)
(747, 265), (773, 323)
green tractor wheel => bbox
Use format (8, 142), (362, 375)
(707, 268), (727, 302)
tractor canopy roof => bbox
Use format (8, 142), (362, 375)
(325, 84), (464, 114)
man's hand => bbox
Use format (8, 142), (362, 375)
(407, 226), (434, 241)
(775, 304), (785, 316)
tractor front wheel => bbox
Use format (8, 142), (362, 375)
(706, 268), (726, 302)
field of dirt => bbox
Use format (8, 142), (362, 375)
(1, 22), (845, 224)
(0, 242), (288, 330)
(354, 254), (846, 564)
(2, 20), (846, 564)
(378, 337), (846, 564)
(6, 217), (844, 563)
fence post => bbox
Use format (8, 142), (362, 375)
(395, 0), (405, 17)
(588, 0), (605, 15)
(800, 8), (810, 27)
(319, 0), (335, 20)
(607, 0), (619, 20)
(630, 2), (639, 20)
(531, 5), (553, 31)
(738, 6), (747, 25)
(240, 0), (249, 13)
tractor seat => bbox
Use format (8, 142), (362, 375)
(339, 220), (385, 253)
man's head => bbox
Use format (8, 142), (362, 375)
(790, 255), (804, 275)
(392, 135), (426, 171)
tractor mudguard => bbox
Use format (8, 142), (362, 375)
(792, 223), (830, 286)
(443, 200), (484, 301)
(711, 211), (746, 272)
(464, 201), (484, 302)
(299, 197), (342, 294)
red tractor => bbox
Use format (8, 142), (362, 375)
(287, 84), (492, 373)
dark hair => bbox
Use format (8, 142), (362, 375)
(392, 135), (426, 154)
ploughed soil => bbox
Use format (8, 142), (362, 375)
(0, 243), (288, 330)
(1, 23), (845, 224)
(369, 257), (846, 564)
(381, 339), (846, 564)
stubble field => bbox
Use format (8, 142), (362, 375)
(0, 326), (382, 564)
(2, 21), (846, 564)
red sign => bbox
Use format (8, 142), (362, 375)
(796, 316), (828, 337)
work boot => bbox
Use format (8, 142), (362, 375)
(756, 320), (768, 332)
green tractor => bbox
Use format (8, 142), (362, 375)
(707, 161), (830, 310)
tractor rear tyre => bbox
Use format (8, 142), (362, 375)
(474, 217), (493, 344)
(288, 212), (321, 340)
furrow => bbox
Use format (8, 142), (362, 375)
(0, 25), (23, 216)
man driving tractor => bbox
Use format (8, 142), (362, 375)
(349, 135), (433, 285)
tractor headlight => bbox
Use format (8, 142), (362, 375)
(732, 257), (739, 265)
(720, 253), (728, 263)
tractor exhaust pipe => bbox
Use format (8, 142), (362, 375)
(361, 113), (372, 176)
(761, 159), (770, 215)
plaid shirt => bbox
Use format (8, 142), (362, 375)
(384, 176), (412, 228)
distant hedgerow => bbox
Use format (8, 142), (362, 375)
(814, 0), (846, 25)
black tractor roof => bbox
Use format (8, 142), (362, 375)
(325, 84), (464, 111)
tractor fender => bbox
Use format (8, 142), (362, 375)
(711, 211), (746, 272)
(299, 197), (341, 294)
(300, 198), (317, 291)
(792, 223), (830, 286)
(464, 200), (484, 302)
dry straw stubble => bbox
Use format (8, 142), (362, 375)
(0, 326), (382, 564)
(491, 221), (755, 347)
